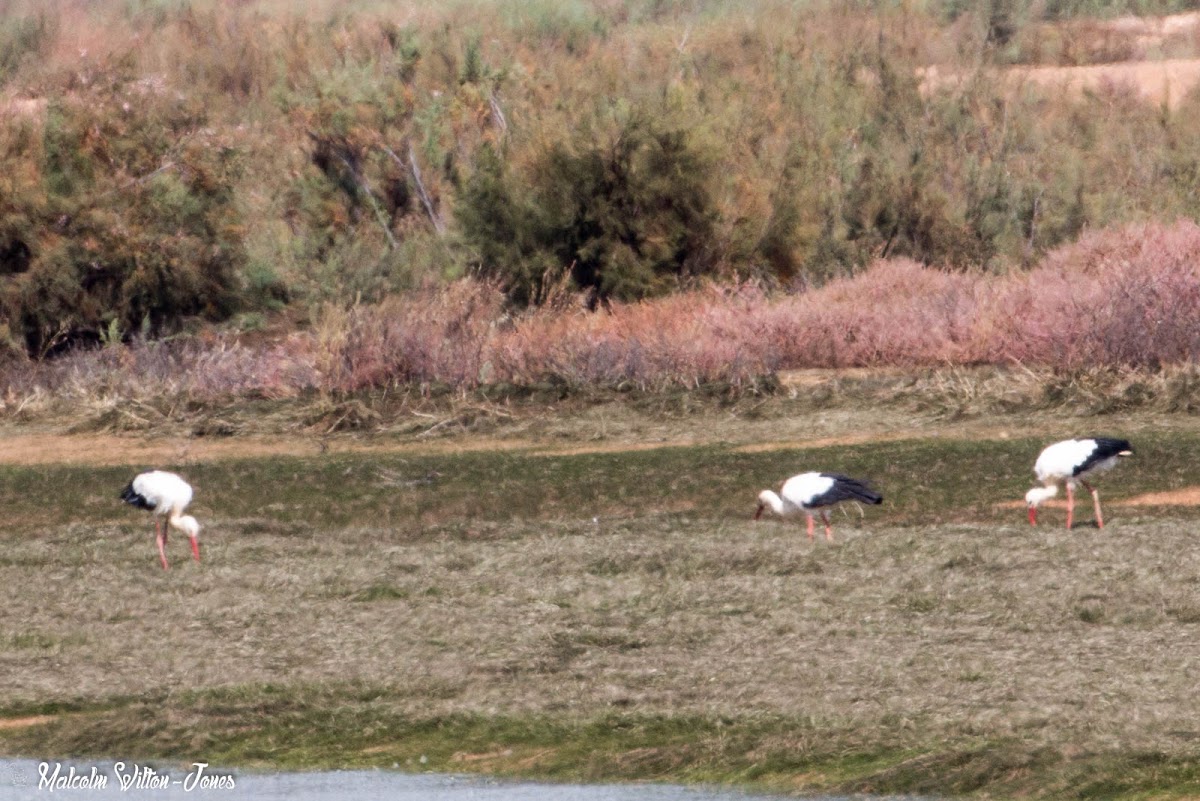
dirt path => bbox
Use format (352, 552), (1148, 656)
(1121, 486), (1200, 506)
(0, 716), (53, 730)
(0, 420), (1029, 467)
(1009, 58), (1200, 109)
(0, 408), (1164, 467)
(7, 417), (1200, 508)
(0, 431), (552, 466)
(998, 487), (1200, 509)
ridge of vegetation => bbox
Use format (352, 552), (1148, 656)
(4, 1), (1200, 366)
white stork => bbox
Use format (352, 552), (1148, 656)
(1024, 438), (1133, 529)
(120, 470), (201, 570)
(754, 472), (883, 541)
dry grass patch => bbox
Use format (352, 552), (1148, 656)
(2, 428), (1200, 796)
(6, 512), (1200, 793)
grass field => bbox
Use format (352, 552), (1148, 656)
(3, 399), (1200, 798)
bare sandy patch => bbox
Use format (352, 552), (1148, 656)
(735, 430), (920, 453)
(0, 715), (54, 730)
(921, 57), (1200, 110)
(1012, 58), (1200, 109)
(776, 367), (913, 388)
(525, 441), (700, 457)
(997, 487), (1200, 509)
(0, 95), (47, 121)
(0, 420), (1042, 467)
(1097, 11), (1200, 49)
(0, 431), (564, 466)
(0, 430), (723, 466)
(1121, 486), (1200, 506)
(0, 433), (316, 467)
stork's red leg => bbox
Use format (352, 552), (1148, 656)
(156, 519), (169, 570)
(1066, 485), (1074, 530)
(805, 514), (815, 541)
(1083, 481), (1103, 528)
(821, 509), (833, 542)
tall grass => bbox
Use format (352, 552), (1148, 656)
(3, 220), (1199, 405)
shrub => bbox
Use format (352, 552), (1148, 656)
(6, 220), (1200, 402)
(984, 221), (1200, 367)
(312, 280), (503, 392)
(462, 111), (719, 307)
(7, 0), (1200, 355)
(456, 143), (554, 306)
(0, 71), (243, 356)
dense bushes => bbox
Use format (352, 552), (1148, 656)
(6, 221), (1200, 401)
(0, 71), (242, 356)
(460, 114), (718, 306)
(3, 1), (1200, 357)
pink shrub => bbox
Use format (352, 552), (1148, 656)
(758, 259), (981, 368)
(0, 336), (318, 402)
(983, 221), (1200, 367)
(492, 285), (774, 390)
(5, 220), (1200, 404)
(313, 281), (504, 392)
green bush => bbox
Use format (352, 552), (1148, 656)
(0, 76), (243, 356)
(460, 112), (718, 306)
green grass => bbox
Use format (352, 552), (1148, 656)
(1, 429), (1195, 531)
(4, 424), (1200, 798)
(5, 699), (1200, 797)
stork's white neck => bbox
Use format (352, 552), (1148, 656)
(1025, 485), (1059, 507)
(167, 513), (200, 538)
(758, 490), (786, 516)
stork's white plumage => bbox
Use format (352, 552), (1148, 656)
(1024, 438), (1133, 529)
(754, 472), (883, 541)
(120, 470), (201, 570)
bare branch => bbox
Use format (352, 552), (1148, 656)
(487, 89), (508, 136)
(381, 143), (446, 235)
(313, 135), (398, 251)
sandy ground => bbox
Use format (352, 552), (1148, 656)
(921, 58), (1200, 109)
(0, 424), (1059, 465)
(997, 487), (1200, 508)
(921, 11), (1200, 109)
(1011, 58), (1200, 108)
(0, 717), (52, 731)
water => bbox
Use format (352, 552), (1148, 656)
(0, 759), (815, 801)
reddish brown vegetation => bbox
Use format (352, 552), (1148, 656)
(4, 220), (1199, 401)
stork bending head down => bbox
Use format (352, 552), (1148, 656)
(120, 470), (201, 570)
(1024, 438), (1133, 529)
(755, 472), (883, 542)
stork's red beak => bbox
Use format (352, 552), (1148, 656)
(753, 504), (764, 521)
(1027, 506), (1037, 526)
(190, 537), (201, 562)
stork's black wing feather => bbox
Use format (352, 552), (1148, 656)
(120, 481), (155, 510)
(814, 473), (884, 506)
(1074, 438), (1133, 476)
